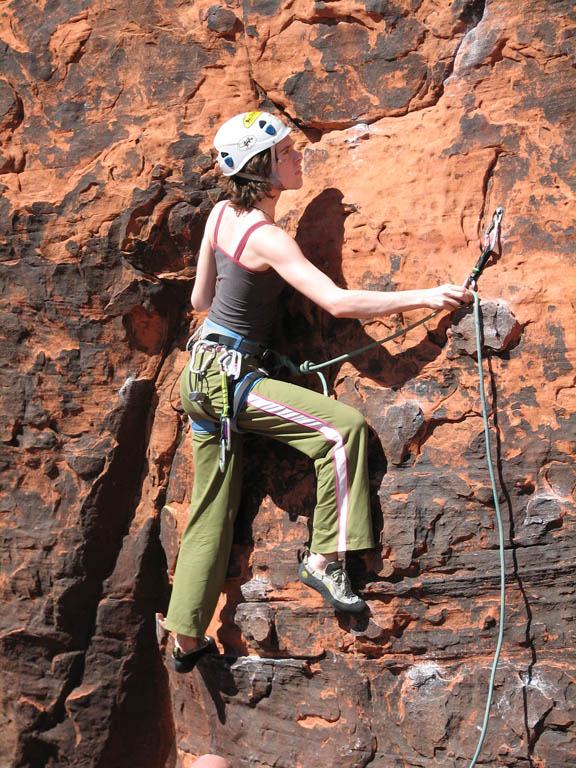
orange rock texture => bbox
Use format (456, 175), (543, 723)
(1, 0), (575, 766)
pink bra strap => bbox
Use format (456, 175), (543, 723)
(213, 201), (229, 247)
(233, 221), (271, 261)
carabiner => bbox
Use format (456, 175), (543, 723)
(484, 206), (504, 253)
(221, 415), (232, 451)
(219, 437), (227, 473)
(219, 416), (232, 472)
(464, 206), (504, 288)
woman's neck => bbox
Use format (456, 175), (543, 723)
(252, 190), (280, 222)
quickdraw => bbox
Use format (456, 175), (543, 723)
(465, 206), (504, 290)
(219, 366), (232, 472)
(217, 349), (242, 472)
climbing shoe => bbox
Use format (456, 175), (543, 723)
(172, 636), (216, 673)
(298, 555), (367, 614)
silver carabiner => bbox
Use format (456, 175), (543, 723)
(219, 438), (227, 473)
(484, 206), (504, 253)
(221, 415), (232, 451)
(189, 340), (218, 375)
(218, 348), (242, 379)
(218, 417), (232, 472)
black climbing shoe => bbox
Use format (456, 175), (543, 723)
(172, 637), (216, 673)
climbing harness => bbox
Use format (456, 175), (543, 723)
(184, 330), (271, 472)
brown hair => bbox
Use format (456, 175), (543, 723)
(225, 148), (273, 211)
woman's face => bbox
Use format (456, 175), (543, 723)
(275, 136), (303, 190)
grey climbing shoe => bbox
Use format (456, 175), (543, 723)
(298, 555), (367, 614)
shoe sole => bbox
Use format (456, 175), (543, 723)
(298, 562), (367, 614)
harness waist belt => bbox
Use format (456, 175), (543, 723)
(203, 332), (269, 358)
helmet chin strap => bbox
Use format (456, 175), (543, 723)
(267, 145), (284, 189)
(235, 172), (268, 181)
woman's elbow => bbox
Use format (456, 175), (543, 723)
(327, 304), (347, 318)
(191, 289), (213, 312)
(324, 294), (353, 318)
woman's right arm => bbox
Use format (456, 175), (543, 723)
(257, 226), (471, 318)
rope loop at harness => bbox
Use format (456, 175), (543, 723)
(297, 311), (440, 396)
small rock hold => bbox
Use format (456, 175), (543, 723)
(20, 426), (59, 452)
(240, 576), (273, 602)
(151, 164), (172, 180)
(235, 602), (274, 645)
(447, 299), (521, 359)
(380, 400), (424, 465)
(207, 6), (238, 35)
(65, 453), (106, 480)
(350, 618), (388, 641)
(344, 123), (371, 145)
(523, 494), (563, 540)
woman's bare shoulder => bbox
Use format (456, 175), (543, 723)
(250, 221), (307, 268)
(203, 199), (230, 240)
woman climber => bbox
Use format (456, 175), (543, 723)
(160, 111), (472, 672)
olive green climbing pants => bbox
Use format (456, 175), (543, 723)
(164, 351), (374, 638)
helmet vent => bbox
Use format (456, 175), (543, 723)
(262, 122), (277, 136)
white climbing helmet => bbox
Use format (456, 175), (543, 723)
(214, 110), (291, 178)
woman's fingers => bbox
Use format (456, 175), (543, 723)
(428, 284), (473, 310)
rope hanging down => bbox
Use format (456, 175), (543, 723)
(467, 289), (506, 768)
(467, 207), (506, 767)
(286, 208), (506, 766)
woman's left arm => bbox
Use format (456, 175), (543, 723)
(191, 209), (219, 310)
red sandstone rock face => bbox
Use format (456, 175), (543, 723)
(0, 0), (575, 766)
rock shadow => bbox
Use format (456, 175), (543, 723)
(277, 187), (449, 394)
(488, 358), (538, 765)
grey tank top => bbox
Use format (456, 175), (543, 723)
(207, 202), (286, 344)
